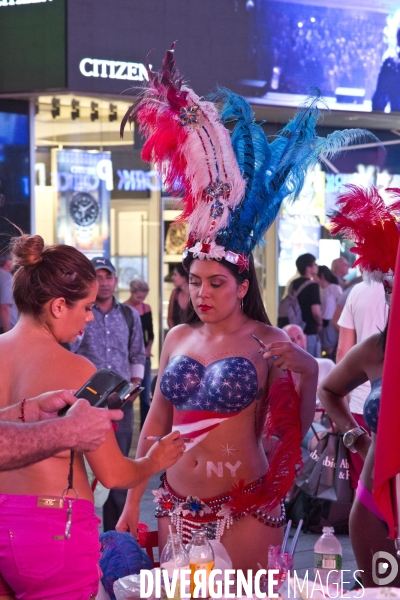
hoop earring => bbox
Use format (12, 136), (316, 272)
(240, 298), (244, 311)
(189, 297), (194, 310)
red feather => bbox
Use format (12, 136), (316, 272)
(227, 373), (303, 515)
(137, 522), (150, 547)
(330, 185), (400, 274)
(120, 43), (187, 138)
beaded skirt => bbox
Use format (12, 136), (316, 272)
(153, 473), (285, 544)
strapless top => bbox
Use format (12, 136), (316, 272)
(160, 355), (258, 413)
(363, 377), (382, 434)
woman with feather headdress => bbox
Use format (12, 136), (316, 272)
(319, 185), (400, 587)
(116, 45), (375, 570)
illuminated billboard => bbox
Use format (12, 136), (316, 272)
(248, 0), (400, 112)
(0, 99), (30, 249)
(0, 0), (399, 113)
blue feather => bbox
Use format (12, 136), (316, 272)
(210, 90), (379, 255)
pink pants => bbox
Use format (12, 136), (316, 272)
(0, 494), (101, 600)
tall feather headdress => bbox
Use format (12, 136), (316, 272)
(329, 184), (400, 302)
(121, 44), (378, 272)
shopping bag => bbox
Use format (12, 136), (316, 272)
(309, 432), (339, 501)
(333, 436), (353, 504)
(298, 432), (353, 504)
(296, 431), (329, 489)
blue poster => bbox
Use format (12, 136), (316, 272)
(54, 149), (112, 258)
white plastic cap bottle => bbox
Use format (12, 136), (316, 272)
(314, 526), (343, 586)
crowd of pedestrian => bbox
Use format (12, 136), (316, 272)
(265, 2), (386, 99)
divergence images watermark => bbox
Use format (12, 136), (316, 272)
(372, 550), (399, 586)
(139, 568), (367, 599)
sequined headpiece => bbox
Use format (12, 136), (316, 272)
(330, 185), (400, 305)
(121, 45), (375, 272)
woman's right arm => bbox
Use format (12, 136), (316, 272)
(115, 394), (174, 533)
(116, 329), (179, 533)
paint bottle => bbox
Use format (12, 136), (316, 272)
(160, 533), (190, 600)
(187, 529), (215, 598)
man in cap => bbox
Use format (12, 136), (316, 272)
(71, 257), (145, 530)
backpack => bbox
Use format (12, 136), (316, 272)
(120, 303), (134, 347)
(277, 279), (313, 330)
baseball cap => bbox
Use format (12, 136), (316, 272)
(91, 257), (116, 275)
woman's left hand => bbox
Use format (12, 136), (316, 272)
(262, 341), (318, 375)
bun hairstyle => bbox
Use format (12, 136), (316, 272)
(11, 234), (96, 317)
(12, 234), (45, 268)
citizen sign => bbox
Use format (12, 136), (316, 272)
(79, 58), (149, 82)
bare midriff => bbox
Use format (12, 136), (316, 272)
(166, 402), (269, 498)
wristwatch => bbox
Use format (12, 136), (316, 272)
(343, 426), (368, 453)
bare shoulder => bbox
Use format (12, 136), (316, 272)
(355, 332), (384, 361)
(164, 323), (194, 346)
(61, 348), (96, 386)
(143, 303), (151, 314)
(252, 322), (289, 344)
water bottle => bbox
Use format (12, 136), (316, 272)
(160, 533), (190, 600)
(187, 529), (215, 598)
(314, 526), (342, 586)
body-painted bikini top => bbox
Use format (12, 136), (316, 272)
(363, 377), (382, 434)
(160, 355), (259, 413)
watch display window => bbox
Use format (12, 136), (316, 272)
(112, 256), (148, 290)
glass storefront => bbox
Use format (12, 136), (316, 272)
(33, 94), (164, 366)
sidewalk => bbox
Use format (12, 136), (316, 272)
(130, 403), (357, 589)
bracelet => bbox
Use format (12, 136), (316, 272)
(19, 398), (26, 422)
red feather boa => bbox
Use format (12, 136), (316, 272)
(330, 185), (400, 274)
(227, 372), (303, 515)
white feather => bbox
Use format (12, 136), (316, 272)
(180, 88), (246, 241)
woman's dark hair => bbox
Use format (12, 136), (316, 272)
(174, 263), (189, 281)
(182, 253), (271, 324)
(11, 234), (97, 317)
(318, 265), (339, 285)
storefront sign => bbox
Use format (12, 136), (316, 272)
(116, 169), (161, 192)
(54, 149), (111, 258)
(79, 58), (149, 82)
